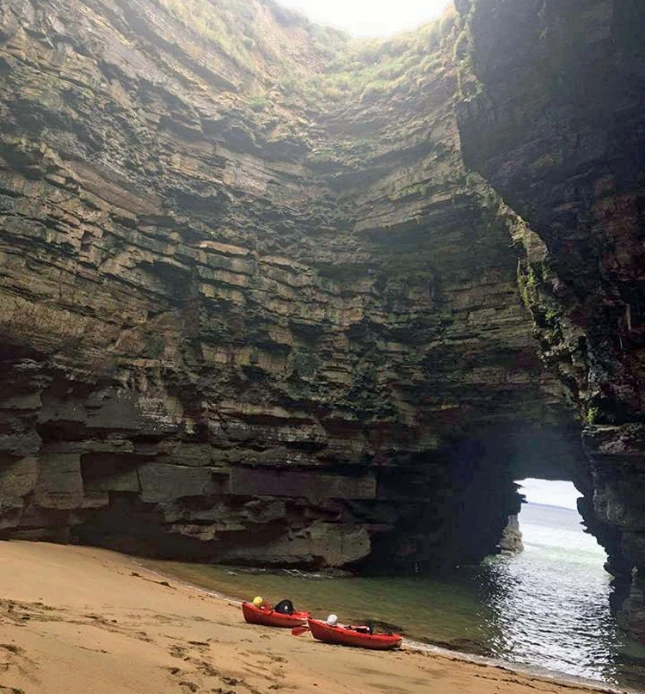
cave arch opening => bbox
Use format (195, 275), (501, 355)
(357, 424), (615, 577)
(510, 477), (606, 559)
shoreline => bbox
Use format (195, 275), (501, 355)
(0, 540), (638, 694)
(139, 558), (633, 694)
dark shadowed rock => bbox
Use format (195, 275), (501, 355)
(456, 0), (645, 640)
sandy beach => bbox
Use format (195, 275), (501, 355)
(0, 540), (624, 694)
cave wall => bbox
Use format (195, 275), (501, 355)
(0, 0), (586, 572)
(455, 0), (645, 637)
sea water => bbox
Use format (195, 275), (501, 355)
(149, 502), (645, 689)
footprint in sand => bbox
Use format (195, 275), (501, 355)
(167, 665), (200, 693)
(0, 643), (38, 687)
(0, 600), (61, 627)
(269, 667), (285, 681)
(169, 644), (190, 660)
(220, 677), (241, 686)
(168, 640), (232, 691)
(195, 660), (219, 677)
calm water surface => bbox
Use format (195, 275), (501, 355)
(149, 503), (645, 690)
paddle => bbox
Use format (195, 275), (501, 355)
(291, 625), (310, 636)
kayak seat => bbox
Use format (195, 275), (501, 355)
(274, 599), (295, 615)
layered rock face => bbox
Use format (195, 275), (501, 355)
(0, 0), (583, 572)
(1, 0), (643, 647)
(456, 0), (645, 636)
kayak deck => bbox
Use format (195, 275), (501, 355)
(242, 601), (309, 628)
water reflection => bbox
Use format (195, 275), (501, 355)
(482, 555), (617, 680)
(476, 503), (629, 684)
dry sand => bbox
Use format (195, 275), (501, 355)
(0, 540), (624, 694)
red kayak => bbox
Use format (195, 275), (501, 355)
(307, 618), (402, 650)
(242, 602), (309, 628)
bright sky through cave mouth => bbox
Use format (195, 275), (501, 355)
(518, 478), (581, 511)
(277, 0), (451, 37)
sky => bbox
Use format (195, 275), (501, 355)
(278, 0), (451, 37)
(517, 478), (581, 510)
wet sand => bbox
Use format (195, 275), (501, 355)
(0, 541), (626, 694)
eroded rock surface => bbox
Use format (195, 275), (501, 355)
(0, 0), (643, 647)
(499, 514), (523, 555)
